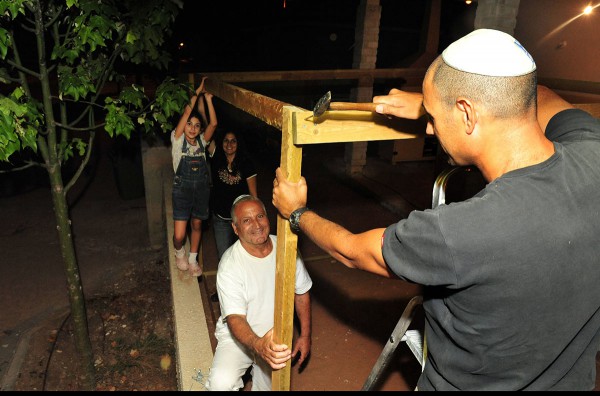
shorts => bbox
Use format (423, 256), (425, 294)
(172, 174), (210, 221)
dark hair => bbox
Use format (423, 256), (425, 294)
(188, 109), (206, 131)
(211, 128), (252, 174)
(429, 56), (537, 119)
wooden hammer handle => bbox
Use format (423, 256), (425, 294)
(328, 102), (378, 112)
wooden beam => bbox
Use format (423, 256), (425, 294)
(293, 110), (426, 144)
(198, 68), (427, 84)
(203, 78), (291, 130)
(271, 106), (305, 391)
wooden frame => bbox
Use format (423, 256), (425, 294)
(198, 72), (600, 391)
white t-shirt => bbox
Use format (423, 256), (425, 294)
(215, 235), (312, 340)
(170, 130), (210, 173)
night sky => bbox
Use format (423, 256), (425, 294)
(170, 0), (475, 73)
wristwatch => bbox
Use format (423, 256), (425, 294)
(289, 207), (310, 233)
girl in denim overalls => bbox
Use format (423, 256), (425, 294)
(171, 78), (217, 276)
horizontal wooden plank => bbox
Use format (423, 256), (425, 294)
(203, 78), (295, 130)
(197, 68), (427, 84)
(292, 109), (426, 144)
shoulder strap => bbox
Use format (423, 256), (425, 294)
(181, 137), (188, 153)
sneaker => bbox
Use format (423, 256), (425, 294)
(176, 254), (188, 271)
(189, 261), (203, 277)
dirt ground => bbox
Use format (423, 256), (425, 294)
(1, 135), (178, 391)
(2, 135), (599, 391)
(11, 256), (177, 391)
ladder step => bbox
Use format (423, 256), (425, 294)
(401, 330), (423, 367)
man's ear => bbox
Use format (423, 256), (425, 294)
(232, 222), (239, 236)
(456, 98), (477, 135)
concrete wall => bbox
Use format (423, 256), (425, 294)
(141, 139), (172, 249)
(514, 0), (599, 84)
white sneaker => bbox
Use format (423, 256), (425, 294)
(176, 254), (188, 271)
(189, 261), (203, 277)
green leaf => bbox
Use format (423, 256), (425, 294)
(63, 143), (74, 160)
(0, 0), (28, 20)
(73, 138), (87, 156)
(125, 31), (137, 45)
(0, 28), (9, 59)
(2, 0), (187, 159)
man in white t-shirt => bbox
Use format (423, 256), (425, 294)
(206, 195), (312, 391)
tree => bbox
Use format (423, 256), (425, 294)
(0, 0), (193, 389)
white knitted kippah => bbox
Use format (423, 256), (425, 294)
(442, 29), (536, 77)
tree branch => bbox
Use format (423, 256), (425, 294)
(64, 125), (95, 194)
(0, 161), (42, 173)
(6, 58), (41, 79)
(44, 4), (64, 29)
(53, 120), (106, 132)
(8, 29), (33, 95)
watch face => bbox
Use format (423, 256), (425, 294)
(290, 207), (307, 232)
(290, 212), (300, 231)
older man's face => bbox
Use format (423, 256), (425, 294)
(232, 201), (270, 247)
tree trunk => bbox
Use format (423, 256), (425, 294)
(47, 163), (96, 390)
(29, 1), (96, 387)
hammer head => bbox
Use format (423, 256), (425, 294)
(313, 91), (332, 117)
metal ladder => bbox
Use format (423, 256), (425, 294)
(362, 166), (472, 391)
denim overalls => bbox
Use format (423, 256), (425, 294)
(172, 137), (211, 221)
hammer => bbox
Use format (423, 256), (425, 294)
(313, 91), (378, 117)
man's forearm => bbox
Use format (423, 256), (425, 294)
(294, 292), (311, 338)
(272, 167), (391, 277)
(226, 315), (260, 352)
(299, 211), (392, 278)
(300, 211), (356, 269)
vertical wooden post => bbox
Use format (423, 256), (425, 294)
(271, 107), (303, 391)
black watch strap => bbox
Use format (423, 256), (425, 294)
(289, 207), (310, 233)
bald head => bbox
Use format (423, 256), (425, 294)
(231, 194), (266, 224)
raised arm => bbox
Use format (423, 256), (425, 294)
(202, 92), (218, 143)
(536, 85), (575, 133)
(272, 167), (394, 278)
(173, 77), (207, 139)
(196, 94), (208, 126)
(194, 77), (208, 126)
(373, 85), (575, 135)
(373, 88), (426, 120)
